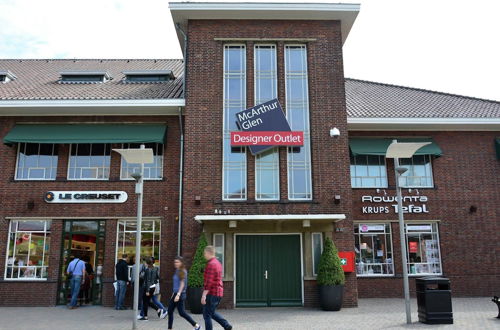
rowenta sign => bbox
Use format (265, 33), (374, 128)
(230, 99), (303, 155)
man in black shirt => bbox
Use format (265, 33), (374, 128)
(115, 254), (130, 310)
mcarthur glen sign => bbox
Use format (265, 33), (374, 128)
(230, 99), (303, 155)
(361, 195), (429, 214)
(44, 191), (128, 203)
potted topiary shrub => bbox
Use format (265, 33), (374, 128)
(187, 233), (208, 314)
(317, 237), (346, 311)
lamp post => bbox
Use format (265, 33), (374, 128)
(386, 139), (431, 324)
(112, 145), (153, 330)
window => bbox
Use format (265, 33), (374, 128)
(68, 144), (111, 180)
(285, 45), (312, 200)
(16, 143), (58, 180)
(0, 70), (16, 83)
(255, 45), (279, 200)
(405, 223), (442, 275)
(116, 220), (161, 275)
(5, 220), (51, 280)
(59, 71), (110, 83)
(350, 155), (388, 188)
(213, 233), (225, 277)
(120, 143), (163, 180)
(354, 223), (394, 276)
(123, 70), (174, 82)
(312, 233), (323, 276)
(223, 45), (247, 200)
(399, 155), (434, 188)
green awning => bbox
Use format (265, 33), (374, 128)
(349, 138), (442, 157)
(496, 138), (500, 159)
(4, 124), (167, 145)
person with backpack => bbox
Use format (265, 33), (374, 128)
(66, 255), (86, 309)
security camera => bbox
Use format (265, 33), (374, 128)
(329, 127), (340, 137)
(130, 172), (142, 182)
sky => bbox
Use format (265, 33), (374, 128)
(0, 0), (499, 101)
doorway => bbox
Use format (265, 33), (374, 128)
(235, 234), (302, 307)
(57, 220), (105, 305)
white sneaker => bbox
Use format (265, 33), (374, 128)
(137, 315), (143, 320)
(160, 309), (168, 319)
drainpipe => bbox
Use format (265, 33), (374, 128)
(176, 23), (188, 256)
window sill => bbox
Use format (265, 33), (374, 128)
(356, 274), (395, 278)
(2, 278), (50, 282)
(216, 199), (320, 204)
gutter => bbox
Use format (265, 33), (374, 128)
(175, 23), (188, 256)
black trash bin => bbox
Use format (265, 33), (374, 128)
(416, 277), (453, 324)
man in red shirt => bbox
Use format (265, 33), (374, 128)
(202, 245), (232, 330)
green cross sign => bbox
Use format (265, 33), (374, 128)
(340, 258), (347, 265)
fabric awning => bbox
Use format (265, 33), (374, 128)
(496, 138), (500, 159)
(4, 124), (167, 145)
(349, 138), (442, 157)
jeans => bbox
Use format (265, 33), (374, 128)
(70, 276), (82, 307)
(115, 280), (127, 309)
(168, 294), (197, 329)
(141, 288), (155, 317)
(203, 294), (231, 330)
(152, 295), (166, 311)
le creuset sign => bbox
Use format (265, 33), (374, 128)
(230, 98), (303, 155)
(361, 195), (429, 214)
(44, 191), (128, 203)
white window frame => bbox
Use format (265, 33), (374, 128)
(311, 232), (323, 276)
(285, 44), (313, 200)
(222, 44), (247, 201)
(254, 44), (280, 201)
(354, 223), (395, 277)
(399, 155), (434, 188)
(350, 154), (388, 188)
(67, 143), (111, 181)
(405, 222), (443, 276)
(4, 220), (51, 281)
(213, 233), (225, 277)
(119, 143), (164, 180)
(15, 143), (58, 181)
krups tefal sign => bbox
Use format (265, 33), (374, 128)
(361, 195), (429, 214)
(44, 191), (128, 203)
(230, 99), (304, 155)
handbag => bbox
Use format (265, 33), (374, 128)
(154, 283), (160, 295)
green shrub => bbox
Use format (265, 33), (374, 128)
(188, 233), (208, 288)
(317, 237), (345, 286)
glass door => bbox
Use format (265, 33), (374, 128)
(57, 220), (105, 305)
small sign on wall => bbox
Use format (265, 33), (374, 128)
(44, 191), (128, 203)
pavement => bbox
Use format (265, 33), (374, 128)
(0, 298), (498, 330)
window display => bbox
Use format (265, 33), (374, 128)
(354, 223), (394, 276)
(405, 223), (442, 275)
(5, 220), (51, 280)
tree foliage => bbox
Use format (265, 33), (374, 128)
(188, 233), (208, 288)
(317, 237), (345, 286)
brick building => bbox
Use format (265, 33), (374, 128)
(0, 2), (499, 308)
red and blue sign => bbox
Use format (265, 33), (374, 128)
(231, 98), (304, 155)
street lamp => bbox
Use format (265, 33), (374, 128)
(386, 139), (431, 325)
(112, 145), (154, 330)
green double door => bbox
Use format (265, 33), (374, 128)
(236, 235), (302, 307)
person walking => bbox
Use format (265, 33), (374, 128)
(66, 256), (86, 309)
(80, 256), (94, 305)
(139, 257), (159, 321)
(167, 256), (201, 330)
(115, 254), (129, 310)
(202, 246), (232, 330)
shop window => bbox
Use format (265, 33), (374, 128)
(15, 143), (58, 180)
(354, 223), (394, 276)
(255, 44), (280, 200)
(312, 232), (323, 276)
(68, 143), (111, 180)
(116, 220), (161, 278)
(399, 155), (434, 188)
(405, 223), (442, 275)
(350, 155), (388, 188)
(222, 44), (247, 200)
(285, 45), (312, 200)
(5, 220), (51, 280)
(120, 143), (163, 180)
(213, 233), (225, 277)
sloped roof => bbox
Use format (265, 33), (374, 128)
(0, 59), (184, 100)
(345, 78), (500, 118)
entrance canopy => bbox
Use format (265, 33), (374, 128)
(3, 124), (167, 145)
(349, 138), (442, 157)
(194, 214), (345, 224)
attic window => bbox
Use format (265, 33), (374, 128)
(59, 71), (111, 83)
(123, 70), (175, 83)
(0, 71), (17, 83)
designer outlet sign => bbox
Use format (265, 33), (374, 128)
(44, 191), (128, 203)
(361, 195), (429, 214)
(230, 99), (303, 155)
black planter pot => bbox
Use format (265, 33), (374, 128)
(319, 284), (344, 311)
(187, 287), (204, 314)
